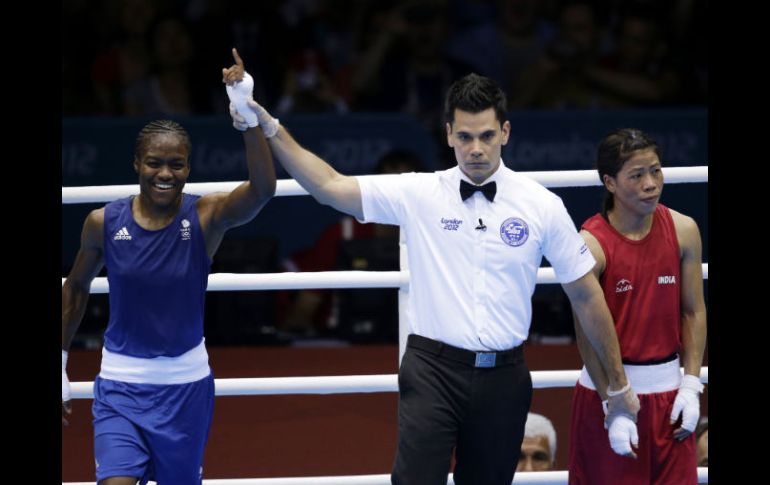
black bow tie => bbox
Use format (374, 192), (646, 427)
(460, 179), (496, 202)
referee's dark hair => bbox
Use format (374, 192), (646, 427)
(444, 73), (508, 127)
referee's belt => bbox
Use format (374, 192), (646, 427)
(407, 334), (523, 368)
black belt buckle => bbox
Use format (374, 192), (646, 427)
(474, 352), (496, 368)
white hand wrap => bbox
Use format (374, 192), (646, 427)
(229, 102), (250, 132)
(62, 350), (71, 402)
(606, 381), (631, 397)
(670, 374), (703, 432)
(247, 99), (280, 138)
(225, 71), (258, 128)
(607, 413), (638, 456)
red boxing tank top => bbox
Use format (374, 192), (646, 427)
(582, 204), (681, 362)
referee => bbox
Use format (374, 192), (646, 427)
(228, 68), (640, 485)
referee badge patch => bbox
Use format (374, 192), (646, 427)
(500, 217), (529, 246)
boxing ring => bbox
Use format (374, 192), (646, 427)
(62, 166), (709, 484)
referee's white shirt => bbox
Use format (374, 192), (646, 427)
(358, 161), (595, 351)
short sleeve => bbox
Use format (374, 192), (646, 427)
(357, 173), (421, 226)
(542, 195), (596, 283)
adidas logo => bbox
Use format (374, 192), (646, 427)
(114, 227), (132, 241)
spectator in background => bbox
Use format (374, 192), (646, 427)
(85, 0), (159, 116)
(350, 0), (472, 161)
(447, 0), (551, 103)
(279, 149), (423, 339)
(582, 9), (682, 107)
(517, 412), (557, 472)
(512, 0), (615, 109)
(123, 16), (203, 116)
(275, 45), (349, 114)
(695, 416), (708, 467)
(275, 0), (362, 108)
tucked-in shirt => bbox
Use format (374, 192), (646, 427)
(358, 162), (594, 351)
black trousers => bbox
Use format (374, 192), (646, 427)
(391, 335), (533, 485)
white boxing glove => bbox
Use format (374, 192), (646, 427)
(225, 71), (259, 128)
(607, 413), (639, 457)
(62, 350), (71, 402)
(670, 374), (704, 436)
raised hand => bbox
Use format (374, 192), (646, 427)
(222, 47), (245, 85)
(223, 48), (258, 128)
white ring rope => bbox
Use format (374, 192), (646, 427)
(62, 168), (709, 485)
(62, 271), (405, 294)
(61, 166), (708, 204)
(63, 467), (709, 484)
(61, 263), (708, 293)
(68, 367), (708, 400)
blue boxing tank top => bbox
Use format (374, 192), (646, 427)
(103, 194), (212, 358)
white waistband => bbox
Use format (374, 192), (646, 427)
(99, 339), (210, 385)
(578, 357), (682, 395)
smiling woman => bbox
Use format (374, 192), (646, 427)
(132, 121), (192, 223)
(60, 48), (277, 485)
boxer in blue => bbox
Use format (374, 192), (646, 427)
(61, 49), (274, 485)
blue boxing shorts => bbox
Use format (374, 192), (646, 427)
(92, 373), (215, 484)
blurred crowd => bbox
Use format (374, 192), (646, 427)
(63, 0), (707, 127)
